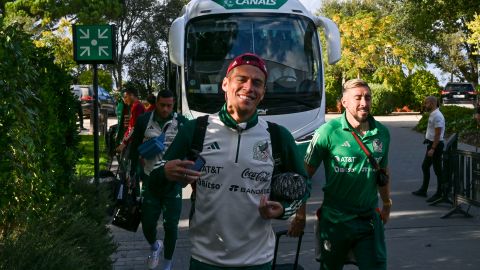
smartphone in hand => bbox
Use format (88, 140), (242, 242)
(187, 150), (206, 171)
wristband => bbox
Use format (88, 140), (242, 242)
(383, 198), (392, 207)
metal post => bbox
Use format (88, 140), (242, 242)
(93, 64), (99, 187)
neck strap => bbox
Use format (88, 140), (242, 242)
(351, 131), (380, 170)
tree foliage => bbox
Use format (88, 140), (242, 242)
(114, 0), (187, 93)
(320, 0), (420, 109)
(466, 13), (480, 56)
(78, 69), (114, 92)
(405, 70), (440, 111)
(397, 0), (480, 85)
(321, 0), (416, 81)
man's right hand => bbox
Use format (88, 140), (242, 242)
(164, 159), (202, 185)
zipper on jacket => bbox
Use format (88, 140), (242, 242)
(235, 128), (242, 163)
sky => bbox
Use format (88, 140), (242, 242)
(299, 0), (322, 12)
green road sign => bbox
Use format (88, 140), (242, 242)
(73, 24), (116, 64)
(213, 0), (287, 9)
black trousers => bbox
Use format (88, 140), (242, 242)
(420, 140), (444, 194)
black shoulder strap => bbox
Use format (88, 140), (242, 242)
(267, 121), (283, 174)
(191, 115), (209, 154)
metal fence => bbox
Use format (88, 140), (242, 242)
(436, 133), (480, 218)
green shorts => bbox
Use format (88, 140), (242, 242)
(319, 216), (386, 270)
(190, 258), (272, 270)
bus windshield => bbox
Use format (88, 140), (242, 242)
(185, 13), (322, 115)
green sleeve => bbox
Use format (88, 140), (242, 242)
(276, 125), (312, 220)
(304, 126), (329, 169)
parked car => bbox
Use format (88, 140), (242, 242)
(70, 85), (116, 117)
(441, 82), (477, 105)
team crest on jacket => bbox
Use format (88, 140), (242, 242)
(373, 139), (383, 153)
(253, 140), (270, 162)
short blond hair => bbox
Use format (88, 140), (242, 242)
(342, 78), (371, 95)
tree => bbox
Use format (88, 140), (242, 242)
(466, 13), (480, 88)
(3, 0), (122, 74)
(78, 69), (114, 92)
(466, 13), (480, 56)
(397, 0), (480, 85)
(111, 0), (156, 91)
(320, 0), (416, 82)
(117, 0), (187, 94)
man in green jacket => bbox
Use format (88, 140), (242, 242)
(148, 53), (310, 269)
(129, 90), (187, 270)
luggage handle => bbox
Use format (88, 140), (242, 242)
(272, 230), (304, 270)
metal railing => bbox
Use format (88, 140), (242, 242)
(435, 133), (480, 218)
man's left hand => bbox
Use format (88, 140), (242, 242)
(380, 205), (391, 224)
(258, 195), (283, 219)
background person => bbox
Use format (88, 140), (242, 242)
(129, 90), (187, 270)
(146, 93), (157, 112)
(149, 53), (310, 269)
(300, 78), (391, 270)
(412, 96), (445, 203)
(115, 97), (130, 147)
(116, 87), (146, 153)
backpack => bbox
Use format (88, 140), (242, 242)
(187, 115), (283, 219)
(190, 115), (282, 170)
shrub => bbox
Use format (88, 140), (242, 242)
(370, 83), (397, 115)
(324, 72), (343, 112)
(0, 179), (117, 270)
(0, 23), (79, 237)
(405, 70), (439, 111)
(415, 105), (478, 146)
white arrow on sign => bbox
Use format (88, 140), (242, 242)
(98, 29), (109, 39)
(99, 46), (109, 56)
(80, 46), (90, 56)
(79, 29), (90, 39)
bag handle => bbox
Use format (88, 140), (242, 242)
(351, 131), (380, 170)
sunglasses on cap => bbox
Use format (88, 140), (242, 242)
(226, 53), (268, 79)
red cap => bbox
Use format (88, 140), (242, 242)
(226, 53), (268, 79)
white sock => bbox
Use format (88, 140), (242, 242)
(162, 259), (172, 270)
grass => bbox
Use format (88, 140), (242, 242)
(76, 134), (110, 177)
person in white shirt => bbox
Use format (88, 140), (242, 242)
(412, 96), (445, 203)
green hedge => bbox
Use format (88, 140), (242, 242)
(370, 83), (397, 116)
(0, 179), (117, 270)
(0, 22), (79, 237)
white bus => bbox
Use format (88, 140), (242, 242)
(168, 0), (341, 154)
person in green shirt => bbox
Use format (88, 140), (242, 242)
(299, 78), (392, 270)
(129, 90), (188, 270)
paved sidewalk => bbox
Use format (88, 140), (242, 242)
(102, 114), (480, 270)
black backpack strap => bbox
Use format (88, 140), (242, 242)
(267, 121), (283, 175)
(190, 115), (209, 156)
(189, 115), (209, 221)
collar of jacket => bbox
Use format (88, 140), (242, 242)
(219, 103), (258, 130)
(340, 111), (378, 136)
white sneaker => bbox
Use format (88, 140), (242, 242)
(147, 240), (163, 269)
(162, 259), (173, 270)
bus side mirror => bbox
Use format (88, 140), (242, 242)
(314, 16), (341, 65)
(169, 17), (185, 66)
